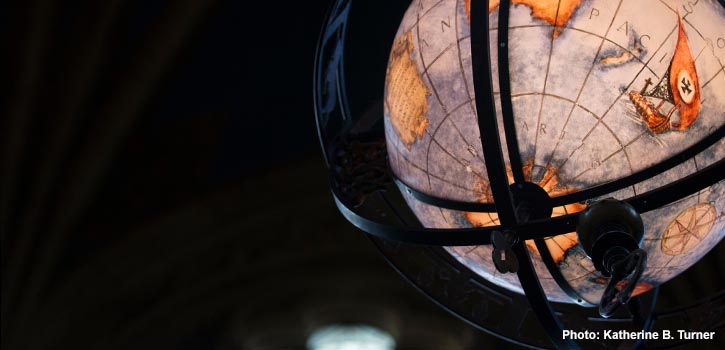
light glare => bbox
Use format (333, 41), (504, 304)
(306, 324), (395, 350)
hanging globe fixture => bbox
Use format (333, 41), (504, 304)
(314, 0), (725, 348)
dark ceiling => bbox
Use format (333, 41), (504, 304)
(2, 1), (723, 350)
(1, 0), (503, 349)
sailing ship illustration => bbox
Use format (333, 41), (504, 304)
(627, 15), (700, 134)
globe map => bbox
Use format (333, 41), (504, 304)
(384, 0), (725, 304)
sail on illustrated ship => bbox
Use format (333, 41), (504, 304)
(628, 15), (700, 134)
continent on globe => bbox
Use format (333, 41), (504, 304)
(464, 0), (584, 38)
(599, 36), (643, 67)
(384, 31), (431, 150)
(387, 0), (725, 304)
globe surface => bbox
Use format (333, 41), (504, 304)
(384, 0), (725, 304)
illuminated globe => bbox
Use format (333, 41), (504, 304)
(384, 0), (725, 304)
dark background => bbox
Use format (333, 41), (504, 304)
(2, 0), (505, 349)
(1, 1), (722, 349)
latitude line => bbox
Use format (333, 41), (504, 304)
(512, 92), (624, 183)
(426, 129), (489, 183)
(694, 39), (709, 61)
(511, 92), (602, 119)
(428, 93), (500, 181)
(485, 213), (500, 225)
(403, 0), (446, 34)
(702, 66), (723, 89)
(416, 2), (445, 190)
(461, 246), (479, 254)
(394, 146), (480, 194)
(416, 6), (448, 114)
(440, 207), (450, 223)
(555, 265), (597, 284)
(652, 254), (681, 278)
(511, 96), (634, 187)
(565, 119), (633, 183)
(500, 25), (659, 77)
(657, 0), (680, 18)
(432, 1), (488, 172)
(415, 3), (486, 195)
(515, 0), (724, 84)
(420, 35), (473, 75)
(469, 214), (499, 227)
(547, 236), (566, 255)
(683, 18), (721, 93)
(562, 130), (648, 186)
(426, 97), (487, 167)
(601, 130), (648, 164)
(552, 20), (679, 178)
(559, 11), (716, 182)
(455, 2), (490, 174)
(424, 97), (495, 193)
(561, 234), (577, 244)
(455, 0), (474, 103)
(660, 0), (725, 89)
(539, 0), (625, 175)
(454, 247), (478, 257)
(447, 111), (489, 165)
(398, 1), (724, 223)
(421, 42), (458, 75)
(531, 0), (563, 167)
(430, 105), (488, 167)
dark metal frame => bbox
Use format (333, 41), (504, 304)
(314, 0), (725, 348)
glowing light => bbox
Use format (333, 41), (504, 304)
(306, 324), (395, 350)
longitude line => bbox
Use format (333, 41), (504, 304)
(426, 131), (489, 181)
(531, 0), (564, 165)
(554, 20), (678, 174)
(415, 2), (485, 197)
(502, 23), (662, 76)
(512, 92), (605, 121)
(406, 0), (446, 33)
(422, 42), (458, 75)
(427, 99), (484, 163)
(455, 0), (473, 102)
(702, 67), (723, 89)
(435, 2), (488, 169)
(417, 3), (437, 190)
(541, 0), (626, 174)
(395, 146), (479, 193)
(452, 0), (487, 167)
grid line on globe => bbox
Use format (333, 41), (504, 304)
(384, 0), (725, 304)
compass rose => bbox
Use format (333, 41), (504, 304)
(661, 203), (716, 256)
